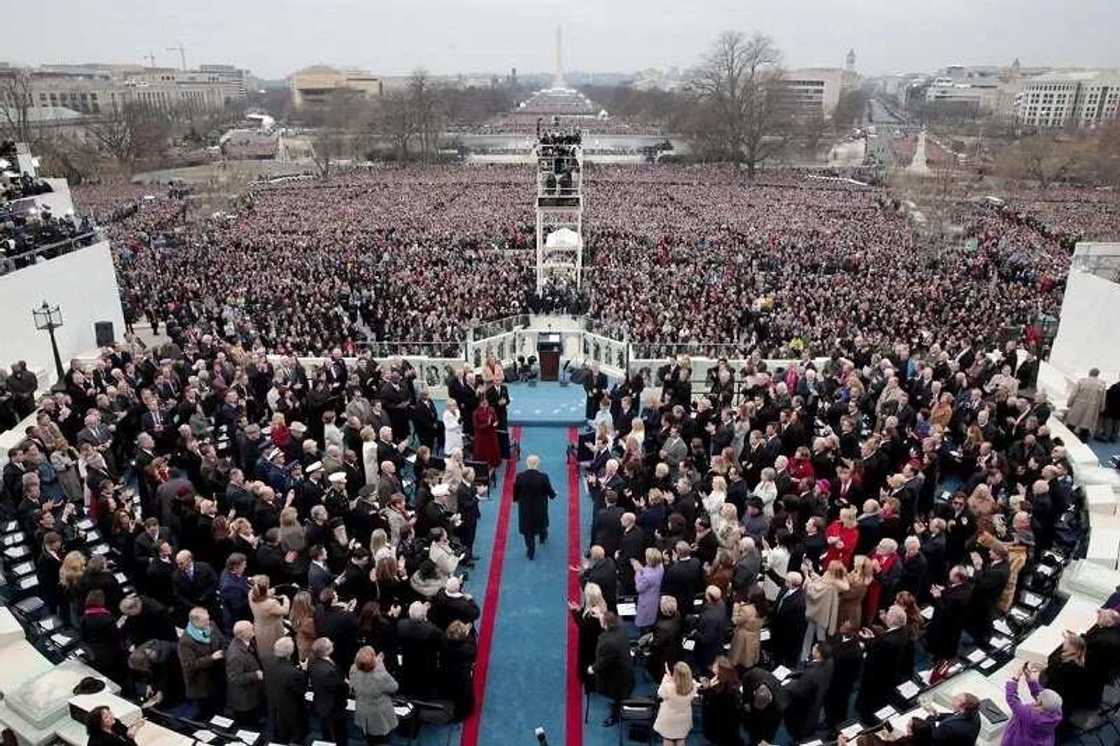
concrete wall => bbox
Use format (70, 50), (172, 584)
(0, 240), (125, 385)
(1050, 269), (1120, 382)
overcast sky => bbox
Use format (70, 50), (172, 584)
(6, 0), (1119, 80)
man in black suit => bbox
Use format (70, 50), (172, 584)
(263, 638), (309, 746)
(784, 641), (834, 741)
(660, 541), (704, 616)
(591, 492), (625, 559)
(172, 550), (218, 621)
(119, 594), (178, 648)
(583, 362), (608, 420)
(825, 625), (863, 728)
(616, 513), (645, 596)
(397, 601), (443, 697)
(927, 566), (972, 665)
(579, 545), (618, 611)
(694, 586), (729, 671)
(856, 606), (911, 721)
(307, 545), (334, 600)
(37, 532), (65, 615)
(512, 455), (556, 559)
(411, 389), (440, 450)
(430, 576), (480, 629)
(771, 570), (807, 668)
(927, 693), (982, 746)
(315, 588), (360, 674)
(965, 545), (1010, 647)
(591, 612), (634, 726)
(308, 637), (349, 746)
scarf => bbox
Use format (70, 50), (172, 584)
(185, 622), (212, 644)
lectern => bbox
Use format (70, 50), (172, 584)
(538, 333), (562, 382)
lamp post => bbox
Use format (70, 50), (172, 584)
(32, 301), (65, 383)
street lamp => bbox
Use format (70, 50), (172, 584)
(32, 301), (65, 383)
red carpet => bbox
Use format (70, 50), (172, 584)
(565, 427), (584, 746)
(460, 426), (522, 746)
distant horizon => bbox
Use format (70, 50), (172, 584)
(5, 0), (1119, 82)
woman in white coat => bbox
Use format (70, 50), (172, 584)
(360, 426), (379, 489)
(653, 662), (697, 745)
(442, 399), (463, 456)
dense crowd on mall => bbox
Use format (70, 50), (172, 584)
(65, 165), (1115, 363)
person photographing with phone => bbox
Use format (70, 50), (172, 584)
(1001, 663), (1062, 746)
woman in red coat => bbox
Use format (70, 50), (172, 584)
(472, 397), (501, 468)
(823, 506), (859, 569)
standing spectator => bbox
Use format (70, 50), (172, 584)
(591, 612), (634, 727)
(249, 574), (291, 658)
(1066, 368), (1107, 442)
(177, 607), (227, 720)
(653, 662), (697, 746)
(225, 621), (264, 726)
(350, 646), (399, 746)
(1001, 666), (1062, 746)
(802, 561), (849, 661)
(309, 637), (350, 746)
(262, 638), (309, 746)
(699, 657), (743, 746)
(633, 548), (665, 632)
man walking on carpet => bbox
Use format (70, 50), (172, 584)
(513, 454), (556, 560)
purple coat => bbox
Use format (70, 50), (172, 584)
(1001, 678), (1062, 746)
(634, 565), (664, 628)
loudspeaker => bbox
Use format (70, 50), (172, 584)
(94, 321), (115, 347)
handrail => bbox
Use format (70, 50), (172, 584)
(0, 229), (103, 275)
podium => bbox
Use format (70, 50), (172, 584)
(538, 333), (562, 382)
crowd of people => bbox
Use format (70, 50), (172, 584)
(2, 339), (519, 744)
(566, 345), (1119, 744)
(71, 164), (1114, 363)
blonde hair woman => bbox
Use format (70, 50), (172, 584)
(60, 550), (86, 627)
(802, 560), (850, 661)
(729, 601), (763, 670)
(569, 582), (608, 687)
(704, 476), (728, 529)
(838, 555), (874, 630)
(249, 574), (290, 657)
(653, 661), (697, 745)
(278, 507), (305, 553)
(288, 590), (316, 662)
(360, 426), (379, 488)
(369, 529), (393, 563)
(716, 503), (741, 552)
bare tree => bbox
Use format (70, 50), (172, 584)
(0, 68), (44, 145)
(688, 31), (790, 177)
(307, 92), (368, 178)
(85, 102), (171, 173)
(373, 89), (416, 160)
(799, 111), (828, 157)
(1000, 133), (1082, 188)
(407, 69), (443, 162)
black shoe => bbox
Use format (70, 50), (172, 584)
(602, 716), (618, 727)
(527, 550), (535, 560)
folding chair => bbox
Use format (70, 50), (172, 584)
(617, 698), (657, 745)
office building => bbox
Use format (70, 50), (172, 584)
(1015, 71), (1120, 128)
(289, 65), (383, 109)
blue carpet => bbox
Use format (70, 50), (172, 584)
(476, 425), (573, 745)
(506, 382), (587, 425)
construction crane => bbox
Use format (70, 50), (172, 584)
(166, 42), (187, 71)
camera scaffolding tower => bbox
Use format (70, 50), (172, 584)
(534, 124), (584, 295)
